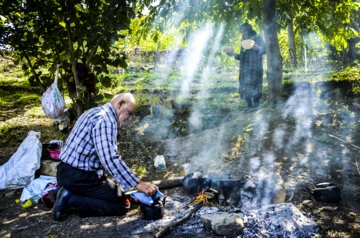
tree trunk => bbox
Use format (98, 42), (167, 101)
(66, 21), (83, 117)
(287, 20), (297, 68)
(154, 41), (161, 71)
(263, 0), (283, 103)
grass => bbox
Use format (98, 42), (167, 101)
(1, 59), (360, 149)
(0, 64), (67, 149)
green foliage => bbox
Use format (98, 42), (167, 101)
(135, 165), (147, 176)
(278, 0), (359, 50)
(331, 66), (360, 94)
(0, 0), (154, 117)
(114, 16), (186, 52)
(332, 66), (360, 81)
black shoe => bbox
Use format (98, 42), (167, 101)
(52, 187), (72, 221)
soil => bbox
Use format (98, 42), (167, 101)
(1, 76), (360, 237)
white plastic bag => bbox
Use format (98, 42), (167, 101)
(154, 155), (166, 170)
(41, 65), (66, 119)
(0, 131), (42, 190)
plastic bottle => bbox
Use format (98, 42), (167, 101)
(154, 155), (166, 171)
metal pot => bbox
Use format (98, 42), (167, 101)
(140, 196), (166, 220)
(312, 182), (340, 203)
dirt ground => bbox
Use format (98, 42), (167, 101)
(1, 78), (360, 237)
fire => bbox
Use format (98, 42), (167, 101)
(193, 190), (208, 204)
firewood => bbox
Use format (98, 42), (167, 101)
(149, 177), (184, 189)
(154, 200), (204, 238)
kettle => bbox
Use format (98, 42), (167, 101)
(140, 195), (166, 220)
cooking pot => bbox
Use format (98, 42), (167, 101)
(140, 196), (166, 220)
(312, 182), (340, 203)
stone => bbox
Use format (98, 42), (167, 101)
(201, 212), (244, 236)
(39, 160), (60, 177)
(5, 190), (15, 197)
(301, 199), (314, 210)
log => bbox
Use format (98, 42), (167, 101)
(154, 200), (204, 238)
(148, 177), (183, 189)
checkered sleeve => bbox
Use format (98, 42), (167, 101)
(92, 120), (139, 191)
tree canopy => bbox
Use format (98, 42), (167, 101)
(0, 0), (153, 116)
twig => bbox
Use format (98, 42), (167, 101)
(356, 160), (360, 176)
(154, 201), (204, 238)
(285, 191), (294, 202)
(329, 134), (360, 176)
(329, 134), (360, 151)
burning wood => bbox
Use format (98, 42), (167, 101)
(188, 188), (218, 206)
(192, 190), (207, 204)
(154, 189), (218, 237)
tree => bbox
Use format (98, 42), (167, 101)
(264, 0), (283, 102)
(0, 0), (151, 117)
(277, 0), (359, 67)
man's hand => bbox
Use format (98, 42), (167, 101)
(252, 43), (261, 50)
(135, 181), (158, 196)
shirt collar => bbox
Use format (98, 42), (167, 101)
(106, 103), (118, 125)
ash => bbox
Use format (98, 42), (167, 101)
(125, 190), (318, 238)
(242, 203), (318, 238)
(131, 191), (222, 238)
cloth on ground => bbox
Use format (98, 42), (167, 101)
(20, 175), (57, 203)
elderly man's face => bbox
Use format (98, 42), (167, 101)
(117, 102), (136, 127)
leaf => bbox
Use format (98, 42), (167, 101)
(119, 59), (128, 68)
(99, 76), (112, 87)
(94, 94), (104, 102)
(59, 21), (66, 28)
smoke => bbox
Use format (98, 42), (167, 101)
(180, 23), (213, 97)
(133, 13), (359, 211)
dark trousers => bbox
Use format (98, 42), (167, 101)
(56, 162), (130, 217)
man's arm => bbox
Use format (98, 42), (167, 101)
(92, 120), (157, 196)
(92, 120), (139, 191)
(226, 51), (241, 61)
(254, 35), (266, 55)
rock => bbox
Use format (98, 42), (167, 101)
(201, 212), (244, 236)
(272, 186), (286, 204)
(39, 160), (60, 177)
(5, 190), (15, 197)
(301, 199), (314, 210)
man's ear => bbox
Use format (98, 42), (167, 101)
(119, 100), (125, 109)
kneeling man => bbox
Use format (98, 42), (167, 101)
(53, 93), (157, 220)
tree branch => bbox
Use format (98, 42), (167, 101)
(23, 52), (45, 92)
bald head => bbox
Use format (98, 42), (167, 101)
(111, 93), (136, 108)
(111, 93), (137, 126)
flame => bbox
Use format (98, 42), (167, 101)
(192, 190), (208, 204)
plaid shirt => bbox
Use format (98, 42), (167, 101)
(59, 103), (139, 191)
